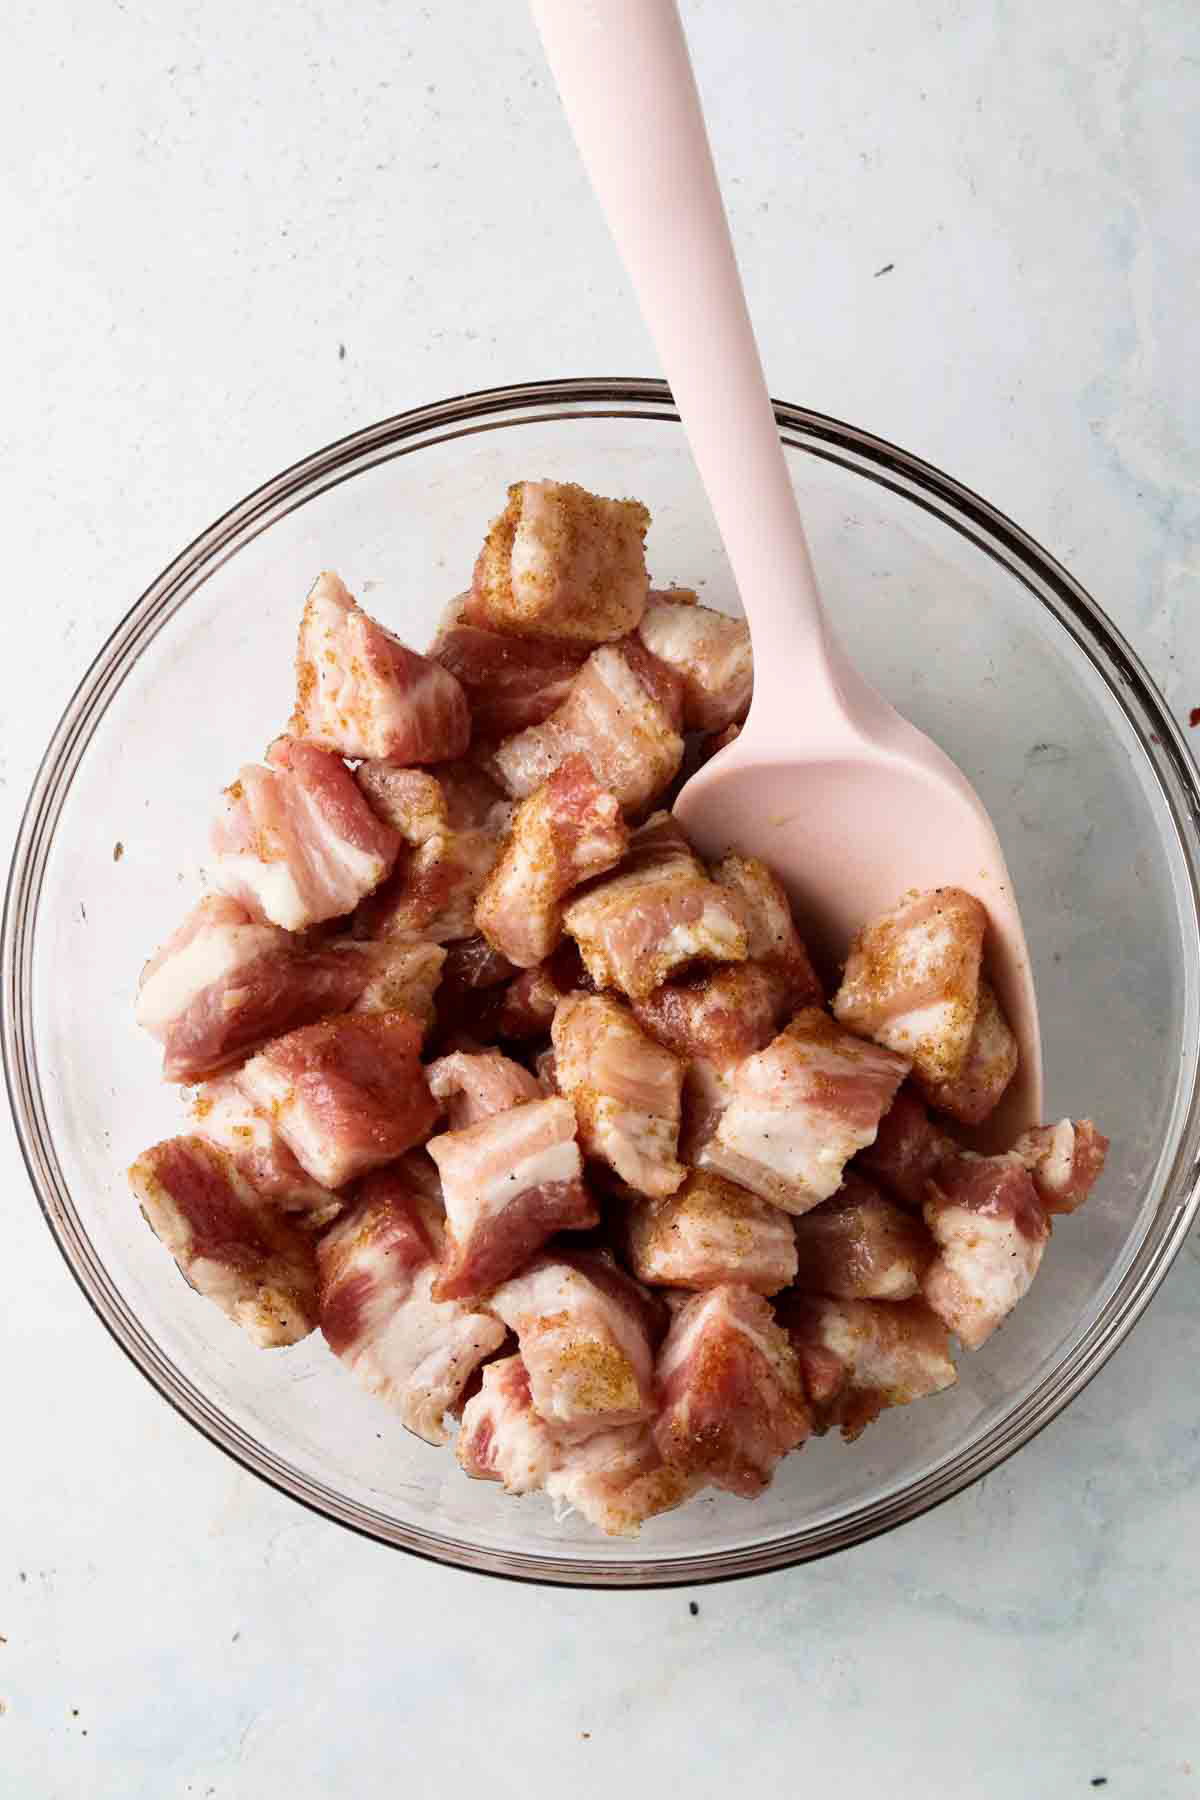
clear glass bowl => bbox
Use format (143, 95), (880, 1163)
(5, 379), (1200, 1586)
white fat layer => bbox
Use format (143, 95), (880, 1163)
(510, 481), (556, 601)
(875, 998), (960, 1058)
(136, 922), (278, 1033)
(818, 1308), (956, 1401)
(213, 853), (309, 932)
(592, 1098), (683, 1199)
(1041, 1120), (1076, 1189)
(462, 1133), (580, 1230)
(490, 1262), (653, 1424)
(462, 1380), (560, 1494)
(709, 1098), (854, 1212)
(924, 1205), (1044, 1346)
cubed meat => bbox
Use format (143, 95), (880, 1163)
(236, 1011), (437, 1188)
(487, 1251), (661, 1436)
(790, 1173), (934, 1300)
(632, 963), (786, 1074)
(474, 756), (628, 967)
(210, 736), (400, 931)
(128, 1136), (318, 1347)
(429, 934), (520, 1048)
(290, 571), (470, 763)
(653, 1284), (811, 1496)
(188, 1076), (340, 1225)
(623, 1171), (797, 1295)
(317, 1158), (506, 1444)
(426, 1049), (544, 1130)
(922, 1152), (1050, 1349)
(551, 992), (685, 1198)
(712, 853), (822, 1015)
(496, 941), (590, 1040)
(545, 1424), (700, 1537)
(426, 1097), (597, 1301)
(1012, 1118), (1109, 1215)
(563, 812), (748, 1000)
(919, 978), (1018, 1125)
(353, 759), (511, 945)
(779, 1294), (957, 1439)
(456, 1354), (561, 1494)
(348, 939), (445, 1032)
(430, 600), (588, 735)
(697, 1008), (910, 1215)
(832, 887), (987, 1086)
(854, 1083), (953, 1210)
(637, 594), (753, 731)
(467, 479), (650, 643)
(492, 641), (684, 813)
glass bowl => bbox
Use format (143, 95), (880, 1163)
(5, 378), (1200, 1587)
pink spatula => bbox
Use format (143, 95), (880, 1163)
(530, 0), (1042, 1139)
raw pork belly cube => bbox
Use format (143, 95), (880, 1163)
(1012, 1118), (1109, 1215)
(348, 939), (445, 1032)
(487, 1251), (662, 1436)
(832, 887), (987, 1086)
(637, 594), (753, 731)
(474, 756), (628, 967)
(712, 853), (822, 1014)
(237, 1010), (437, 1188)
(188, 1077), (340, 1225)
(354, 759), (510, 945)
(426, 1096), (596, 1301)
(429, 599), (588, 736)
(467, 479), (650, 643)
(492, 640), (684, 813)
(779, 1294), (957, 1439)
(698, 1008), (910, 1214)
(317, 1158), (506, 1444)
(426, 1049), (544, 1130)
(496, 941), (590, 1040)
(632, 963), (782, 1075)
(290, 571), (470, 763)
(456, 1354), (561, 1494)
(545, 1425), (700, 1538)
(919, 978), (1017, 1125)
(790, 1172), (934, 1300)
(922, 1152), (1049, 1350)
(210, 736), (400, 931)
(551, 993), (685, 1198)
(854, 1083), (953, 1210)
(128, 1136), (318, 1347)
(623, 1171), (798, 1295)
(653, 1284), (811, 1497)
(563, 812), (748, 1000)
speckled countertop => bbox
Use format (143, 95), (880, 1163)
(4, 3), (1199, 1794)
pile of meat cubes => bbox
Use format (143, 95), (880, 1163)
(129, 479), (1108, 1538)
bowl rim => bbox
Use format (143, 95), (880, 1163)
(6, 375), (1200, 1587)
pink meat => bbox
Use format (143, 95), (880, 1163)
(210, 736), (400, 931)
(920, 977), (1018, 1125)
(236, 1010), (438, 1189)
(188, 1076), (341, 1225)
(467, 479), (650, 643)
(712, 853), (823, 1015)
(1012, 1118), (1109, 1215)
(426, 1049), (544, 1130)
(317, 1158), (506, 1444)
(496, 941), (591, 1040)
(854, 1083), (953, 1210)
(791, 1172), (935, 1300)
(653, 1284), (811, 1497)
(636, 594), (753, 731)
(431, 600), (589, 735)
(551, 992), (685, 1198)
(698, 1007), (910, 1214)
(426, 1096), (597, 1301)
(623, 1170), (798, 1295)
(779, 1294), (957, 1439)
(544, 1424), (700, 1537)
(128, 1136), (318, 1347)
(922, 1152), (1050, 1349)
(354, 759), (511, 945)
(456, 1353), (561, 1493)
(290, 571), (470, 763)
(474, 755), (628, 967)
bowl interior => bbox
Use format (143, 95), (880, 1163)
(10, 385), (1200, 1582)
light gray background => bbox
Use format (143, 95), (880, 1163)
(4, 2), (1198, 1794)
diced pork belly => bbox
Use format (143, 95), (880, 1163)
(128, 1136), (318, 1347)
(474, 756), (628, 967)
(427, 1049), (544, 1130)
(551, 993), (685, 1198)
(211, 736), (400, 931)
(496, 940), (591, 1040)
(426, 1096), (597, 1301)
(678, 1058), (735, 1165)
(492, 642), (684, 813)
(317, 1159), (506, 1444)
(467, 479), (650, 643)
(623, 1171), (797, 1295)
(487, 1251), (662, 1436)
(697, 1008), (910, 1215)
(791, 1173), (934, 1300)
(1012, 1118), (1109, 1215)
(354, 759), (510, 945)
(919, 978), (1017, 1125)
(854, 1083), (953, 1210)
(637, 594), (753, 731)
(779, 1294), (957, 1439)
(456, 1353), (561, 1494)
(237, 1010), (437, 1188)
(713, 853), (823, 1014)
(188, 1076), (340, 1225)
(653, 1284), (811, 1497)
(563, 812), (748, 1000)
(632, 963), (784, 1074)
(544, 1424), (700, 1537)
(429, 934), (520, 1048)
(290, 571), (470, 763)
(921, 1152), (1049, 1349)
(349, 939), (445, 1032)
(832, 887), (987, 1087)
(430, 601), (588, 735)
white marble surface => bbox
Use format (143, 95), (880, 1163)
(4, 1), (1199, 1793)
